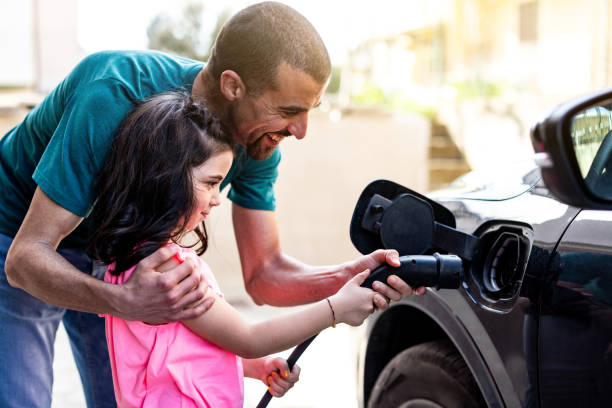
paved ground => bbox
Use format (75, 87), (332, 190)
(1, 107), (430, 407)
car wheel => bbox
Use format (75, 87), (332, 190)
(367, 340), (486, 408)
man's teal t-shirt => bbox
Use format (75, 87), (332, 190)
(0, 50), (279, 247)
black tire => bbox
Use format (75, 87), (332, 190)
(367, 340), (486, 408)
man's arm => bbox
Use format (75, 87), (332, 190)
(5, 187), (212, 323)
(232, 204), (423, 307)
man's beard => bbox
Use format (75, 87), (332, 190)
(227, 103), (276, 161)
(246, 138), (276, 161)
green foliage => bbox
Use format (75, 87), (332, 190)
(351, 82), (436, 119)
(352, 82), (385, 104)
(147, 2), (229, 61)
(450, 78), (504, 99)
(207, 8), (231, 53)
(326, 66), (342, 94)
(388, 97), (437, 119)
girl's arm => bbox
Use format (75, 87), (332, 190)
(181, 268), (374, 359)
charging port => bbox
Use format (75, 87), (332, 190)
(483, 232), (521, 296)
(462, 221), (533, 313)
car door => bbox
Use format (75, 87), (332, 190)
(538, 209), (612, 407)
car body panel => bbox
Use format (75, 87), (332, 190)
(537, 210), (612, 407)
(436, 161), (542, 202)
(357, 166), (594, 408)
(358, 89), (612, 407)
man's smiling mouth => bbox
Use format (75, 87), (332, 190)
(268, 133), (284, 143)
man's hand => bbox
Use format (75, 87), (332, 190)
(344, 249), (426, 310)
(116, 244), (214, 324)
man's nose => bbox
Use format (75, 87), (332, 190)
(287, 111), (309, 140)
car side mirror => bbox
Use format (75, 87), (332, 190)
(532, 88), (612, 209)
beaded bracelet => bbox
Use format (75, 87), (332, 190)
(326, 298), (337, 328)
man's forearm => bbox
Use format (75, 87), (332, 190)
(6, 240), (119, 315)
(244, 252), (350, 306)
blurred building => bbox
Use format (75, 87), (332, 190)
(340, 0), (612, 171)
(0, 0), (81, 134)
(445, 0), (611, 99)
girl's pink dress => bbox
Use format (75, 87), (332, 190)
(104, 248), (244, 408)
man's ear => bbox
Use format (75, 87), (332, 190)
(219, 70), (246, 101)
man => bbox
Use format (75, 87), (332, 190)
(1, 2), (423, 407)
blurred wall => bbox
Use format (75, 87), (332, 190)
(0, 1), (35, 86)
(0, 0), (81, 92)
(33, 0), (82, 92)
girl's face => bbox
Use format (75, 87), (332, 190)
(185, 149), (234, 231)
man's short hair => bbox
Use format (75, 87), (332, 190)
(207, 1), (331, 94)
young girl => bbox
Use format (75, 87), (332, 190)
(87, 91), (376, 408)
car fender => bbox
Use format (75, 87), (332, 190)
(359, 288), (520, 408)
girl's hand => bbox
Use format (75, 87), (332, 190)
(260, 357), (301, 398)
(329, 270), (376, 326)
(344, 249), (427, 311)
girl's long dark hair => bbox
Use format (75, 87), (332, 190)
(87, 90), (234, 274)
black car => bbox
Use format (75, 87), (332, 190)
(352, 88), (612, 407)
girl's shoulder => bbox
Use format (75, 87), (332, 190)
(103, 263), (136, 285)
(102, 247), (224, 297)
(178, 248), (224, 297)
